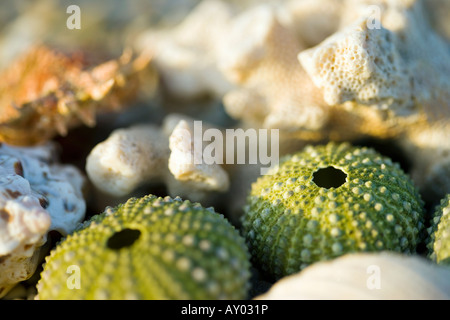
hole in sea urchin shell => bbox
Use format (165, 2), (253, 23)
(312, 166), (347, 189)
(107, 229), (141, 250)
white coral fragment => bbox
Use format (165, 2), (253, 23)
(0, 142), (86, 298)
(135, 1), (328, 134)
(299, 18), (412, 112)
(298, 0), (450, 120)
(256, 252), (450, 300)
(169, 120), (229, 192)
(86, 115), (230, 202)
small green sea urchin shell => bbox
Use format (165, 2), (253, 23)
(36, 195), (251, 300)
(242, 142), (425, 280)
(427, 194), (450, 265)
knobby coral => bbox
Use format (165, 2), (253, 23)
(0, 142), (86, 298)
(298, 0), (450, 138)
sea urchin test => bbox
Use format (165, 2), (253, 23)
(427, 194), (450, 266)
(37, 195), (251, 300)
(242, 142), (425, 280)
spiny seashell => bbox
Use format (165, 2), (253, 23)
(0, 142), (86, 298)
(256, 252), (450, 300)
(135, 1), (329, 138)
(36, 195), (251, 300)
(0, 45), (152, 146)
(427, 194), (450, 266)
(242, 142), (425, 280)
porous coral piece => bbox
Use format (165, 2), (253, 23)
(256, 252), (450, 300)
(0, 45), (152, 146)
(219, 5), (327, 133)
(86, 125), (169, 197)
(86, 115), (230, 202)
(135, 0), (234, 100)
(0, 142), (86, 298)
(298, 0), (450, 136)
(242, 142), (425, 280)
(300, 18), (411, 112)
(36, 195), (251, 300)
(427, 195), (450, 266)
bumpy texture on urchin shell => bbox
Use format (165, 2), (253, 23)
(242, 142), (425, 280)
(427, 194), (450, 265)
(37, 195), (251, 300)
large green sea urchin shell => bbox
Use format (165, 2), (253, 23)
(242, 142), (425, 280)
(427, 194), (450, 265)
(36, 195), (251, 300)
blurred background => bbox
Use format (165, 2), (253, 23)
(0, 0), (280, 69)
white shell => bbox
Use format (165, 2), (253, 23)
(256, 252), (450, 300)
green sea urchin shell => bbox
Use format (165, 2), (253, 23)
(242, 142), (425, 280)
(427, 194), (450, 265)
(36, 195), (251, 300)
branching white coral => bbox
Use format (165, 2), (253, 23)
(299, 18), (412, 112)
(218, 4), (328, 132)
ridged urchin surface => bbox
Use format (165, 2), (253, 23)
(36, 195), (251, 300)
(427, 194), (450, 265)
(242, 142), (425, 280)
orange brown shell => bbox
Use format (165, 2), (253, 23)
(0, 45), (152, 146)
